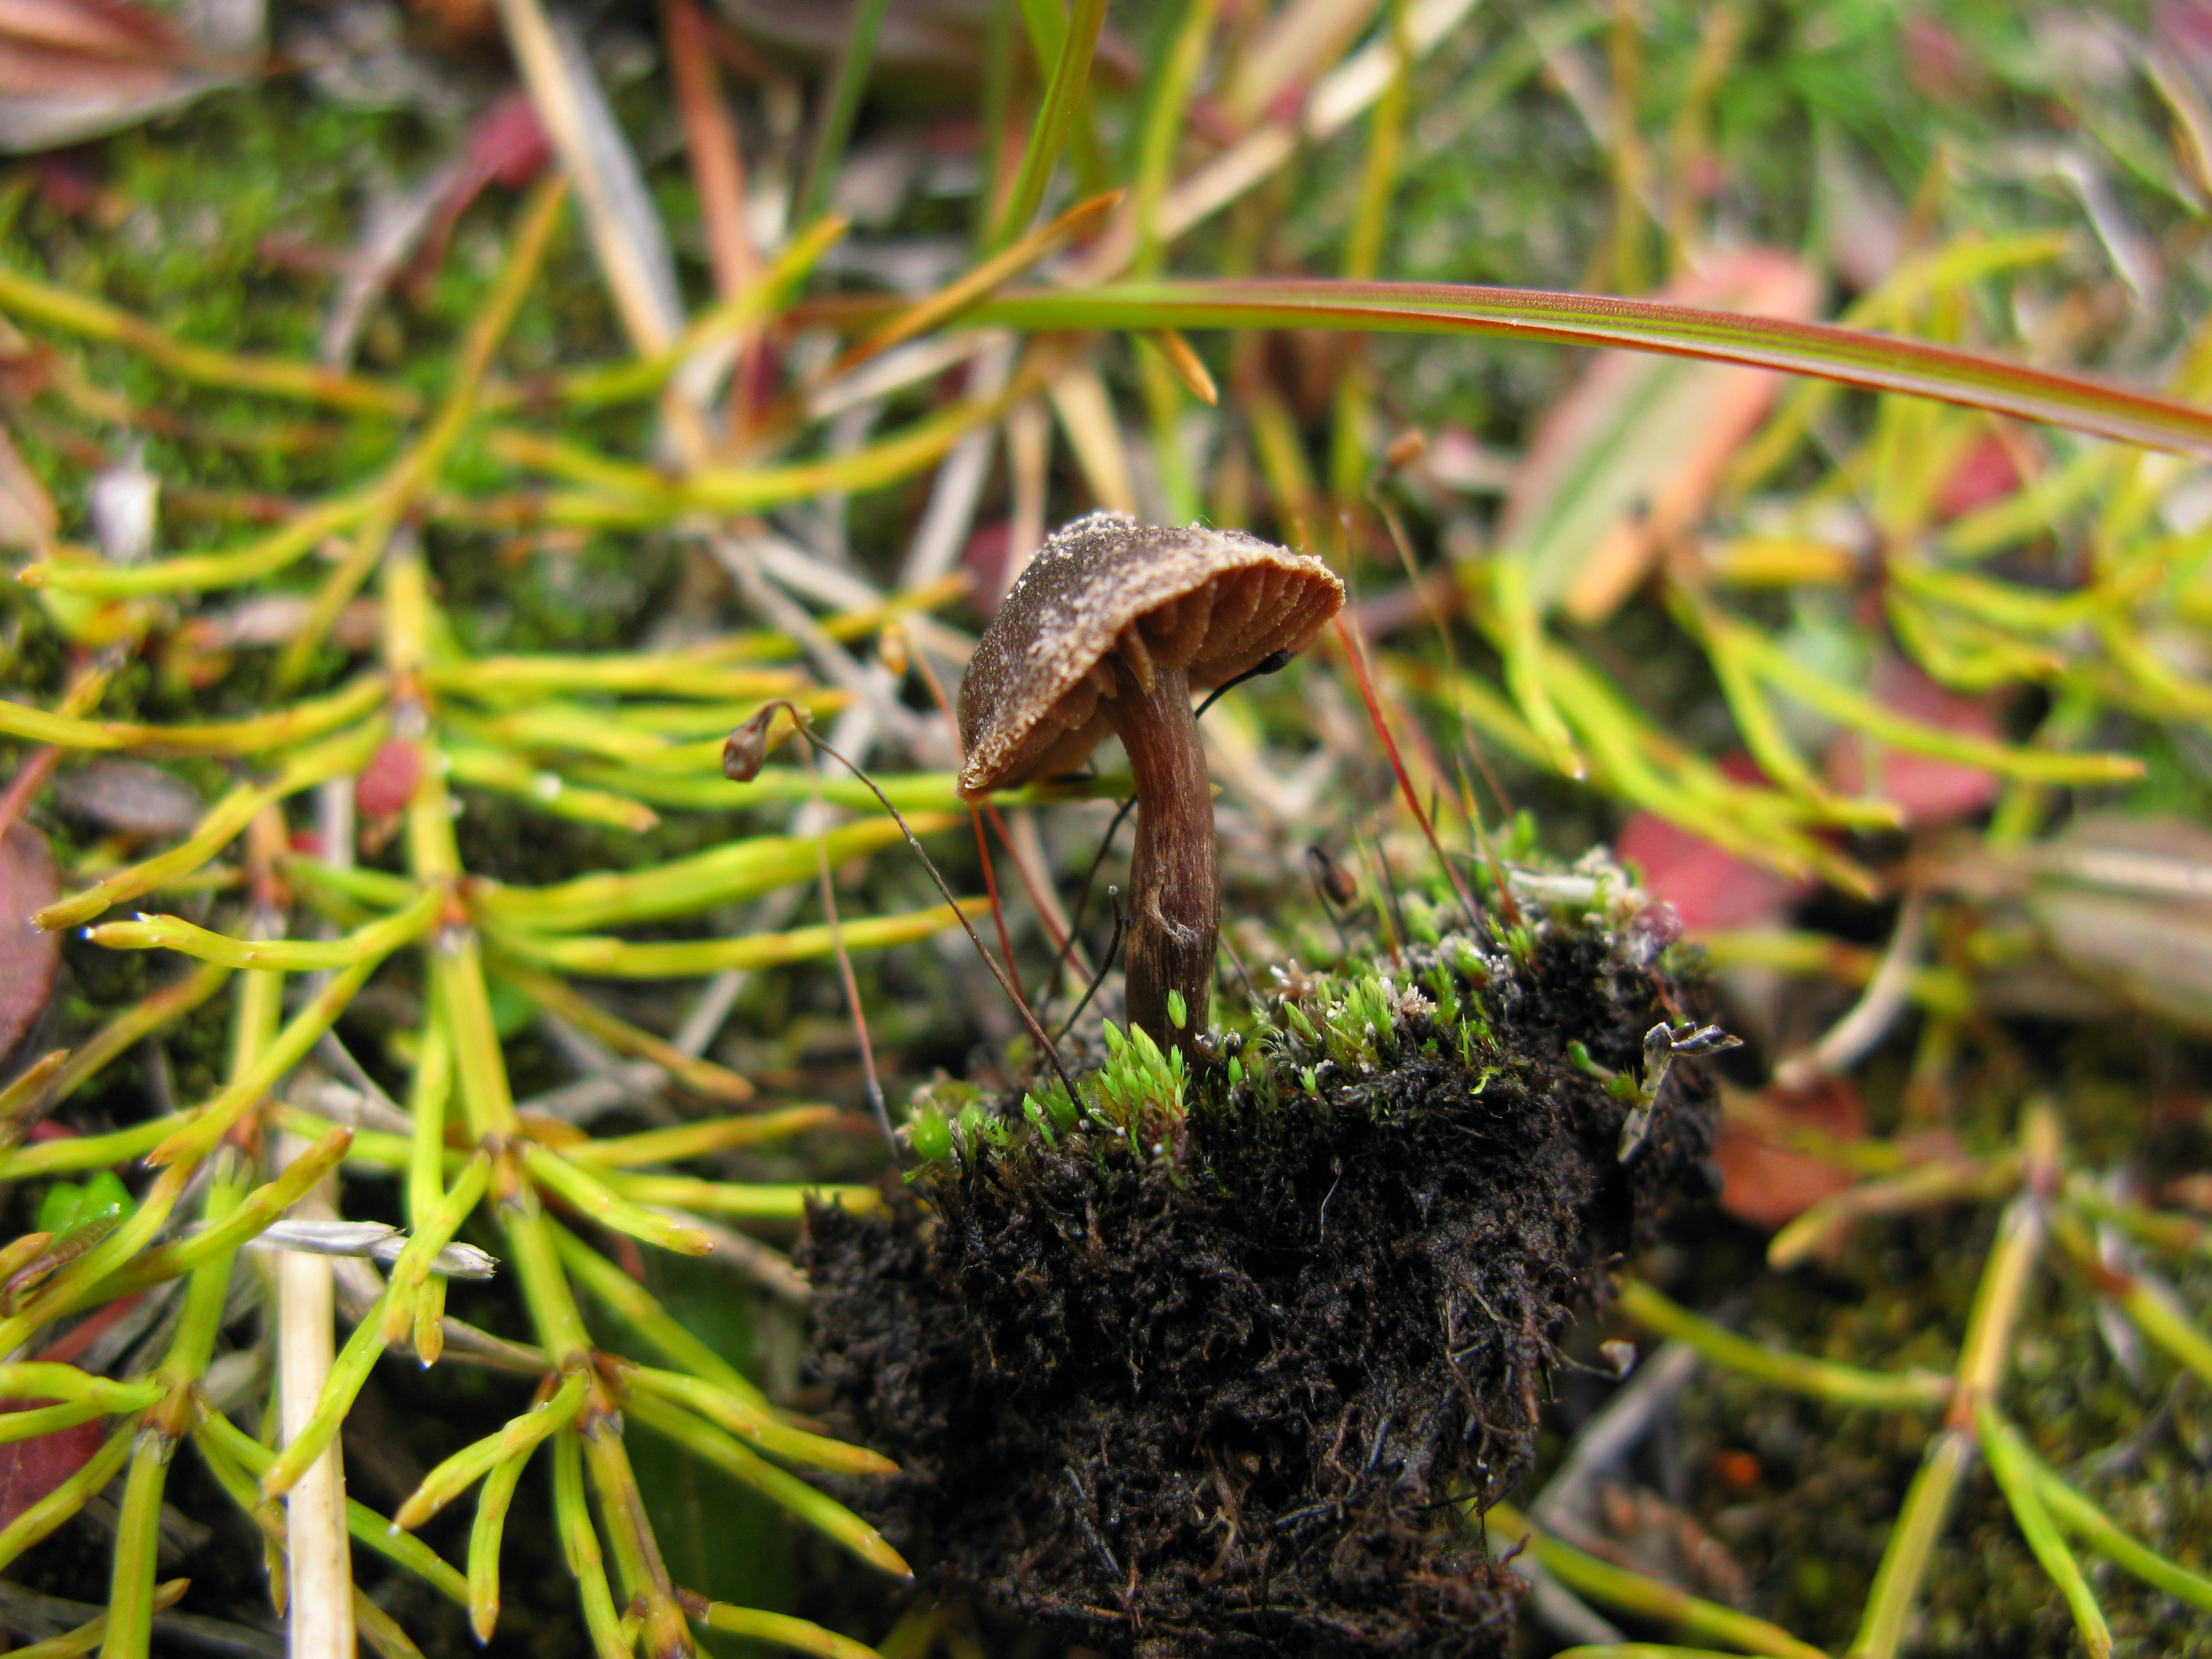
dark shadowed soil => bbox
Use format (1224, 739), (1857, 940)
(804, 885), (1722, 1656)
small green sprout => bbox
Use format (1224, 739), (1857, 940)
(1021, 1095), (1059, 1146)
(1167, 989), (1188, 1030)
(1426, 967), (1459, 1026)
(1564, 1040), (1611, 1080)
(906, 1106), (954, 1166)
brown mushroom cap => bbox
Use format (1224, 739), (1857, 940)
(957, 513), (1345, 796)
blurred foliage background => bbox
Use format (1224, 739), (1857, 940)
(3, 0), (2212, 1655)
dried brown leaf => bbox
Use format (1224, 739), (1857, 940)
(0, 823), (60, 1065)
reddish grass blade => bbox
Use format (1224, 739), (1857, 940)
(947, 279), (2212, 461)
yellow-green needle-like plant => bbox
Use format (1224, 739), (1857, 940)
(7, 8), (2212, 1647)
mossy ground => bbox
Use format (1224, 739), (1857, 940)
(804, 868), (1724, 1656)
(6, 4), (2209, 1651)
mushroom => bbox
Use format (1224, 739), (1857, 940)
(957, 512), (1344, 1053)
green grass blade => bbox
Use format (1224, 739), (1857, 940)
(796, 0), (894, 227)
(954, 280), (2212, 459)
(471, 814), (937, 933)
(196, 1411), (471, 1605)
(87, 886), (442, 972)
(20, 491), (378, 598)
(34, 717), (388, 931)
(481, 898), (985, 978)
(547, 1220), (771, 1407)
(990, 0), (1110, 247)
(622, 1365), (897, 1475)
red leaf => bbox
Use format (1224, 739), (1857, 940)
(960, 521), (1013, 613)
(0, 1410), (105, 1528)
(412, 90), (552, 288)
(1934, 431), (2026, 520)
(353, 738), (423, 821)
(1618, 761), (1813, 931)
(0, 823), (59, 1066)
(1823, 655), (2002, 825)
(1713, 1078), (1865, 1230)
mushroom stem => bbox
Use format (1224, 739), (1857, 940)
(1104, 658), (1217, 1056)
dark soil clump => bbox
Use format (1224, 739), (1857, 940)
(803, 872), (1724, 1656)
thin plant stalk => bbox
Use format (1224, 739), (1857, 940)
(276, 1131), (355, 1659)
(276, 176), (570, 688)
(662, 0), (754, 299)
(2021, 1437), (2212, 1610)
(468, 1446), (534, 1642)
(1848, 1106), (2058, 1659)
(1130, 0), (1222, 275)
(622, 1392), (909, 1575)
(1332, 618), (1479, 921)
(692, 1603), (881, 1659)
(989, 0), (1112, 247)
(393, 975), (456, 1354)
(1482, 1503), (1824, 1659)
(0, 662), (116, 839)
(578, 1411), (694, 1658)
(952, 280), (2212, 460)
(0, 261), (418, 415)
(796, 0), (894, 227)
(1329, 0), (1411, 502)
(196, 1409), (472, 1606)
(101, 1137), (254, 1657)
(260, 1154), (493, 1498)
(34, 717), (390, 931)
(0, 674), (388, 753)
(552, 1428), (629, 1659)
(1615, 1281), (1951, 1409)
(394, 1372), (590, 1533)
(546, 1220), (772, 1408)
(20, 490), (378, 598)
(724, 701), (1079, 1100)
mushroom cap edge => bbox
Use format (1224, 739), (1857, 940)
(955, 512), (1344, 797)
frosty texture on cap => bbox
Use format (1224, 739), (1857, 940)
(956, 513), (1344, 796)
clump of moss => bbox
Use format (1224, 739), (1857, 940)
(802, 859), (1726, 1656)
